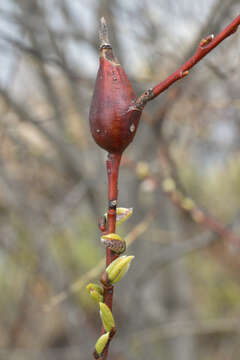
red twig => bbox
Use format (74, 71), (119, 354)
(100, 152), (121, 360)
(134, 14), (240, 107)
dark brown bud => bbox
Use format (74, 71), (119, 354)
(89, 20), (142, 154)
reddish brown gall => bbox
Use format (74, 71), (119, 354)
(89, 47), (142, 154)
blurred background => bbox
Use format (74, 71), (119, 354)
(0, 1), (240, 359)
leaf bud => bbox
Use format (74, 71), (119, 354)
(116, 207), (133, 225)
(105, 255), (135, 284)
(86, 283), (104, 303)
(104, 208), (133, 226)
(99, 302), (116, 332)
(94, 332), (110, 358)
(101, 233), (126, 254)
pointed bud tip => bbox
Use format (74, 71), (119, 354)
(106, 255), (135, 284)
(99, 302), (115, 332)
(95, 332), (110, 356)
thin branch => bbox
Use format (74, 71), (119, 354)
(0, 88), (80, 178)
(134, 14), (240, 109)
(132, 316), (240, 346)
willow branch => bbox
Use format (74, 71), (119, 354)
(134, 14), (240, 109)
(95, 153), (121, 360)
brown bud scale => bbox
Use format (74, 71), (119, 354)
(101, 271), (110, 287)
(102, 238), (126, 254)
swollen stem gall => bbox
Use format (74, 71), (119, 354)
(89, 42), (142, 154)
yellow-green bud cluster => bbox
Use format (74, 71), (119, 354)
(101, 207), (133, 254)
(90, 205), (135, 357)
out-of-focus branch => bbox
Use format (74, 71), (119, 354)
(122, 155), (240, 248)
(0, 87), (99, 213)
(0, 33), (64, 66)
(157, 144), (240, 248)
(0, 88), (80, 178)
(0, 33), (92, 86)
(132, 316), (240, 345)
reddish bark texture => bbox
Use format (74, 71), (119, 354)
(102, 153), (122, 313)
(101, 153), (121, 359)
